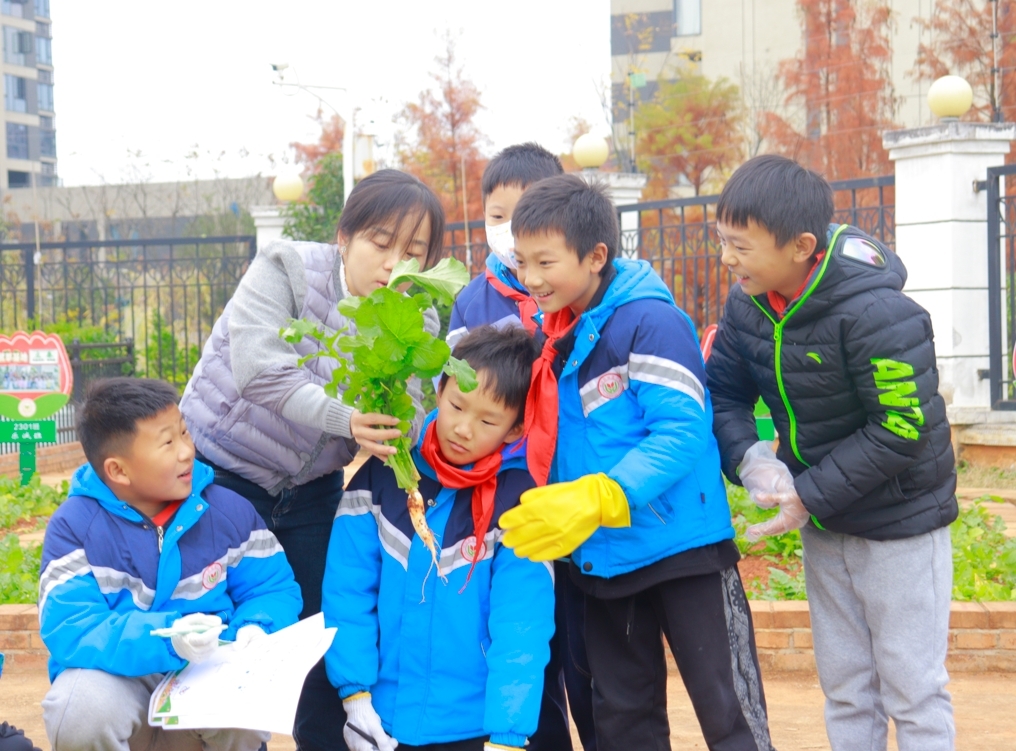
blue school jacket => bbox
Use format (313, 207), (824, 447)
(556, 258), (735, 579)
(322, 417), (555, 748)
(38, 461), (302, 682)
(447, 255), (542, 347)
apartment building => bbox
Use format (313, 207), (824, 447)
(1, 0), (54, 190)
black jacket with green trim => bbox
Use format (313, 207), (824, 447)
(706, 224), (957, 541)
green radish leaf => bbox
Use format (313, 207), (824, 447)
(387, 257), (471, 306)
(410, 337), (451, 376)
(443, 356), (479, 393)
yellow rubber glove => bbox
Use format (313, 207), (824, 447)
(499, 473), (631, 561)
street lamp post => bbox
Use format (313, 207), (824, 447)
(270, 64), (356, 207)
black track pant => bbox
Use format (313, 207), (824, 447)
(584, 567), (775, 751)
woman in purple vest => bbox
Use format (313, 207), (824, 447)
(180, 170), (445, 751)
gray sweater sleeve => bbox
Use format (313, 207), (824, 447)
(227, 241), (353, 434)
(228, 241), (309, 394)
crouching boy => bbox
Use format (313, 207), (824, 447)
(500, 175), (775, 751)
(39, 378), (303, 751)
(322, 326), (555, 751)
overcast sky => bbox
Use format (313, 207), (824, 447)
(52, 0), (611, 186)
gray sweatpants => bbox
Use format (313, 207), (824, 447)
(41, 668), (269, 751)
(800, 524), (955, 751)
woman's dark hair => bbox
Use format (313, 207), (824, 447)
(440, 325), (540, 425)
(337, 169), (446, 268)
(77, 377), (180, 480)
(717, 155), (834, 251)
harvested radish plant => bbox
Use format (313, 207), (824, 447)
(281, 257), (477, 574)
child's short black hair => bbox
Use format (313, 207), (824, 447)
(440, 326), (540, 425)
(481, 143), (564, 201)
(78, 377), (180, 478)
(717, 154), (835, 251)
(511, 174), (618, 267)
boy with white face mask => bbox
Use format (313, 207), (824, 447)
(446, 144), (595, 751)
(446, 143), (563, 349)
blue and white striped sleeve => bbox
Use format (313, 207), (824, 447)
(322, 460), (383, 699)
(607, 303), (711, 509)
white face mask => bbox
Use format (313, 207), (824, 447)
(485, 220), (517, 269)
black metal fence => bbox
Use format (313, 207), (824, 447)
(0, 236), (256, 389)
(446, 176), (895, 333)
(986, 165), (1016, 408)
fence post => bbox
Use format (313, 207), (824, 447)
(987, 172), (1003, 407)
(883, 121), (1016, 415)
(23, 245), (35, 322)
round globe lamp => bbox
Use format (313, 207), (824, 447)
(573, 133), (610, 170)
(273, 170), (305, 202)
(927, 76), (973, 121)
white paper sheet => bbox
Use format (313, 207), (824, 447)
(148, 612), (336, 735)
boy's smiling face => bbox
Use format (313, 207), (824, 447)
(716, 219), (819, 300)
(513, 230), (607, 315)
(102, 404), (196, 519)
(436, 373), (523, 466)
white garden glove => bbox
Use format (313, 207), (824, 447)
(342, 692), (397, 751)
(737, 440), (797, 509)
(746, 491), (811, 541)
(169, 613), (224, 664)
(233, 624), (265, 650)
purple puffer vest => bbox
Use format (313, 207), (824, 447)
(180, 241), (357, 495)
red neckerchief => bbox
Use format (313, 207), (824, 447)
(151, 500), (183, 528)
(420, 421), (503, 590)
(485, 269), (539, 334)
(767, 252), (826, 318)
(523, 308), (576, 486)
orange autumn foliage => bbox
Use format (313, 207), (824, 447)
(760, 0), (897, 181)
(291, 110), (345, 170)
(398, 34), (488, 227)
(913, 0), (1016, 125)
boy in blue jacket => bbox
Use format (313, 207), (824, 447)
(501, 175), (775, 751)
(447, 141), (594, 751)
(322, 326), (555, 751)
(447, 142), (563, 347)
(38, 378), (303, 751)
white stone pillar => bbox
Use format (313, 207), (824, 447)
(250, 205), (285, 251)
(882, 122), (1016, 410)
(577, 170), (647, 258)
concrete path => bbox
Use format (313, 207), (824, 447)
(2, 666), (1013, 750)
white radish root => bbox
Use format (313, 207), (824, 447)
(408, 488), (444, 600)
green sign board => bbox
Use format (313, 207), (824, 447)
(0, 420), (57, 443)
(629, 72), (647, 89)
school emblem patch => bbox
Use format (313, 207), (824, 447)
(460, 535), (486, 562)
(597, 372), (624, 399)
(201, 561), (224, 590)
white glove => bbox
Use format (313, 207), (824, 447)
(170, 613), (223, 664)
(233, 624), (265, 650)
(484, 744), (525, 750)
(343, 692), (397, 751)
(746, 492), (811, 541)
(737, 440), (796, 509)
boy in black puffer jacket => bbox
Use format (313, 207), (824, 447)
(706, 155), (957, 751)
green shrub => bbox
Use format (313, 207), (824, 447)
(0, 474), (66, 530)
(0, 534), (41, 605)
(951, 497), (1016, 601)
(727, 484), (1016, 602)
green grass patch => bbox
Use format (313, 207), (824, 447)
(0, 475), (66, 604)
